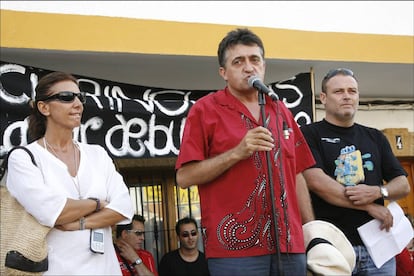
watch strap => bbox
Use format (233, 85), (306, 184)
(88, 197), (100, 212)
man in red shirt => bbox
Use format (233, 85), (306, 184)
(115, 215), (158, 276)
(176, 28), (315, 275)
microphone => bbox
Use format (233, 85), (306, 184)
(248, 76), (279, 101)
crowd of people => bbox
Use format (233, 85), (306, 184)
(3, 27), (412, 276)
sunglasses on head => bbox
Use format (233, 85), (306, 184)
(323, 68), (354, 81)
(127, 230), (145, 236)
(37, 91), (87, 104)
(321, 68), (355, 92)
(181, 231), (198, 238)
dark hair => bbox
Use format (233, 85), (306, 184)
(28, 72), (78, 141)
(217, 28), (265, 68)
(175, 216), (198, 235)
(321, 68), (357, 92)
(116, 214), (145, 238)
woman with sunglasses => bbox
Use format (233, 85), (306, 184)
(5, 71), (134, 275)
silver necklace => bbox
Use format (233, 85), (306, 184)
(43, 137), (82, 199)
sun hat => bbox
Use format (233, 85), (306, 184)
(303, 220), (356, 275)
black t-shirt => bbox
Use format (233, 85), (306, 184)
(300, 119), (407, 245)
(158, 249), (210, 276)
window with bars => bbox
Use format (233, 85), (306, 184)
(127, 180), (203, 268)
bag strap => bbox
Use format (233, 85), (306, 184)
(0, 146), (37, 179)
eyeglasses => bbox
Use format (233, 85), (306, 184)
(323, 68), (354, 81)
(37, 91), (87, 104)
(127, 230), (145, 236)
(181, 231), (198, 238)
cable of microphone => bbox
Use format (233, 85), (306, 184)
(248, 76), (279, 101)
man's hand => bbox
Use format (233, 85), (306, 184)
(365, 204), (393, 231)
(116, 239), (139, 263)
(234, 126), (274, 160)
(345, 184), (380, 205)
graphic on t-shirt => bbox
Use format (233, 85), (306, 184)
(334, 145), (373, 186)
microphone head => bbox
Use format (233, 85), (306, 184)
(248, 75), (260, 88)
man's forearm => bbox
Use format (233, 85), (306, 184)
(176, 147), (242, 188)
(303, 168), (369, 210)
(296, 172), (314, 223)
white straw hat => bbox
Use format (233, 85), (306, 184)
(303, 220), (356, 275)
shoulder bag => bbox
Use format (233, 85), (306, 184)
(0, 146), (51, 275)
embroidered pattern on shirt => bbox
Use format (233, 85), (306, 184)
(217, 174), (274, 251)
(272, 135), (291, 251)
(216, 114), (275, 251)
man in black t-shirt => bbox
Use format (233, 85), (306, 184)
(300, 68), (410, 276)
(159, 217), (210, 276)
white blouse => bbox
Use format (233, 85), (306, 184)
(6, 141), (134, 275)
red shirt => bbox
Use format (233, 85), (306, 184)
(116, 248), (158, 276)
(396, 247), (414, 276)
(176, 88), (315, 258)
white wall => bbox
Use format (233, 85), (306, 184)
(315, 109), (414, 132)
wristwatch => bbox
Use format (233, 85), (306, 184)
(132, 257), (142, 266)
(88, 197), (100, 212)
(380, 186), (389, 199)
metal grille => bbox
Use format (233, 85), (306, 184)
(128, 179), (203, 268)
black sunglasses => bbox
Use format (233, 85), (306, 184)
(181, 231), (198, 238)
(127, 230), (145, 236)
(323, 68), (354, 81)
(37, 91), (87, 104)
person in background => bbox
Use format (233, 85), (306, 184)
(6, 71), (134, 275)
(115, 214), (158, 276)
(158, 217), (210, 276)
(300, 68), (410, 275)
(396, 214), (414, 276)
(175, 28), (315, 275)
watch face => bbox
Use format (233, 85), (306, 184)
(381, 187), (388, 198)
